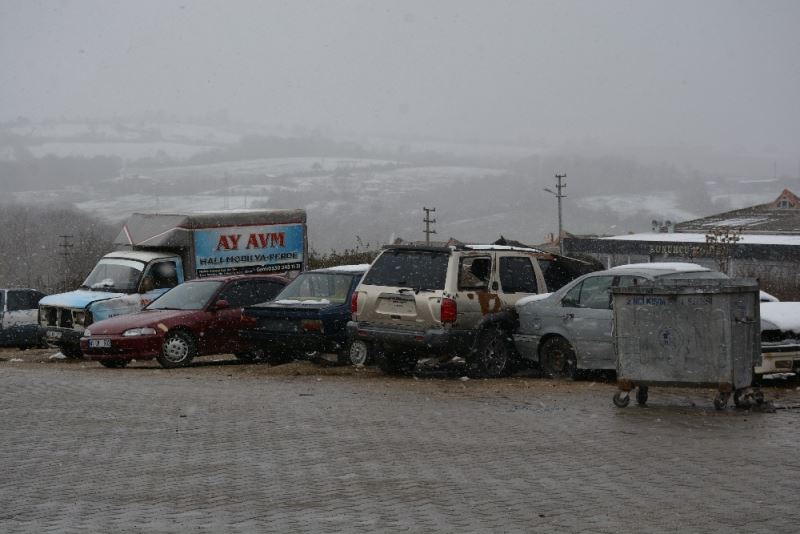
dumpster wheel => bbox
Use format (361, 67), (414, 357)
(733, 388), (765, 409)
(613, 391), (630, 408)
(636, 386), (649, 406)
(713, 391), (731, 410)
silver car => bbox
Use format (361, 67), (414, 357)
(513, 263), (728, 378)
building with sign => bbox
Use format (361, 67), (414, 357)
(563, 189), (800, 299)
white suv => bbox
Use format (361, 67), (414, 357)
(347, 244), (550, 377)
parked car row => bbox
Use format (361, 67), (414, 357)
(16, 243), (800, 381)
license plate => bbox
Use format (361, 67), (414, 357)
(46, 330), (63, 339)
(377, 297), (416, 315)
(89, 339), (111, 348)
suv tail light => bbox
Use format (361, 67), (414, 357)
(441, 297), (457, 323)
(350, 292), (358, 314)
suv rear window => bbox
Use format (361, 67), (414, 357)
(362, 250), (449, 290)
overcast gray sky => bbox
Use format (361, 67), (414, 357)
(1, 0), (798, 155)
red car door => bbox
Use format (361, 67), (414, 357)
(204, 279), (286, 355)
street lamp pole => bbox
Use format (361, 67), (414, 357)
(544, 173), (567, 255)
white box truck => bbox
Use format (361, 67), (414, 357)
(39, 209), (307, 357)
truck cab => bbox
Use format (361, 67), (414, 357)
(38, 251), (184, 357)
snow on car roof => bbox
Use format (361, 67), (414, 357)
(609, 262), (710, 273)
(465, 244), (546, 253)
(761, 302), (800, 333)
(315, 264), (371, 273)
(760, 291), (779, 302)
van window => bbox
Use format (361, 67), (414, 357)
(362, 250), (449, 290)
(499, 257), (538, 293)
(6, 290), (41, 311)
(459, 257), (491, 290)
(150, 261), (179, 290)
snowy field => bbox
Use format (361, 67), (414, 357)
(576, 192), (700, 222)
(29, 142), (216, 161)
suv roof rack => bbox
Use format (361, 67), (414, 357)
(381, 244), (459, 252)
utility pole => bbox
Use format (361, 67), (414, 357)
(58, 234), (74, 291)
(423, 206), (437, 245)
(544, 173), (567, 255)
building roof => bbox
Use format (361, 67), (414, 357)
(600, 232), (800, 246)
(675, 188), (800, 234)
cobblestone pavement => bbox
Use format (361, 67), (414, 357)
(1, 349), (800, 533)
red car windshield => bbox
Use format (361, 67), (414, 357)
(148, 280), (223, 310)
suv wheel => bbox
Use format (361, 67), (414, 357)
(339, 340), (372, 366)
(470, 326), (515, 378)
(540, 336), (578, 379)
(376, 348), (417, 376)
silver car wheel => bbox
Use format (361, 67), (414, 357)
(162, 335), (190, 363)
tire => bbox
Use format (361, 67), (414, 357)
(156, 330), (197, 368)
(539, 337), (578, 379)
(376, 348), (417, 376)
(99, 358), (129, 369)
(61, 345), (84, 360)
(713, 392), (729, 411)
(470, 327), (515, 378)
(234, 349), (265, 363)
(339, 340), (372, 366)
(613, 391), (630, 408)
(265, 350), (292, 366)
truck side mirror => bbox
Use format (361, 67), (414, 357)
(140, 275), (155, 294)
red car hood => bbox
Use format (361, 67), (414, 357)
(87, 309), (202, 336)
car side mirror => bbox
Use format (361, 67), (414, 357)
(213, 299), (230, 311)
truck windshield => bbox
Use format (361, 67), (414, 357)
(147, 280), (223, 311)
(81, 258), (144, 293)
(274, 273), (353, 304)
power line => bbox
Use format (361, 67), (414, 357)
(544, 173), (567, 255)
(58, 234), (74, 291)
(423, 206), (437, 245)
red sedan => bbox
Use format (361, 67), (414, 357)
(80, 274), (288, 368)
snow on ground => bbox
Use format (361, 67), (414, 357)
(576, 191), (698, 222)
(8, 121), (242, 145)
(708, 192), (776, 210)
(75, 193), (272, 221)
(150, 157), (401, 182)
(30, 142), (215, 161)
(387, 166), (507, 181)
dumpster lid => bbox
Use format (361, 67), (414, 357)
(612, 277), (759, 295)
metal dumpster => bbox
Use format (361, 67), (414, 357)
(611, 278), (760, 410)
